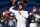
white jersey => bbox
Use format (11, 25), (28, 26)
(9, 6), (29, 27)
(35, 15), (40, 21)
(29, 23), (36, 27)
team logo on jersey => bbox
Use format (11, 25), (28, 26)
(8, 20), (13, 26)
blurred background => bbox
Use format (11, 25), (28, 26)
(0, 0), (40, 27)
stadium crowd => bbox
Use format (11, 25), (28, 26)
(0, 0), (40, 27)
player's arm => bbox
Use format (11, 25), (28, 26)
(9, 7), (16, 13)
(1, 17), (6, 22)
(21, 11), (29, 18)
(3, 18), (6, 21)
(0, 18), (1, 21)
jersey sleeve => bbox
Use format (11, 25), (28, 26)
(9, 7), (16, 13)
(2, 12), (5, 15)
(21, 11), (29, 18)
